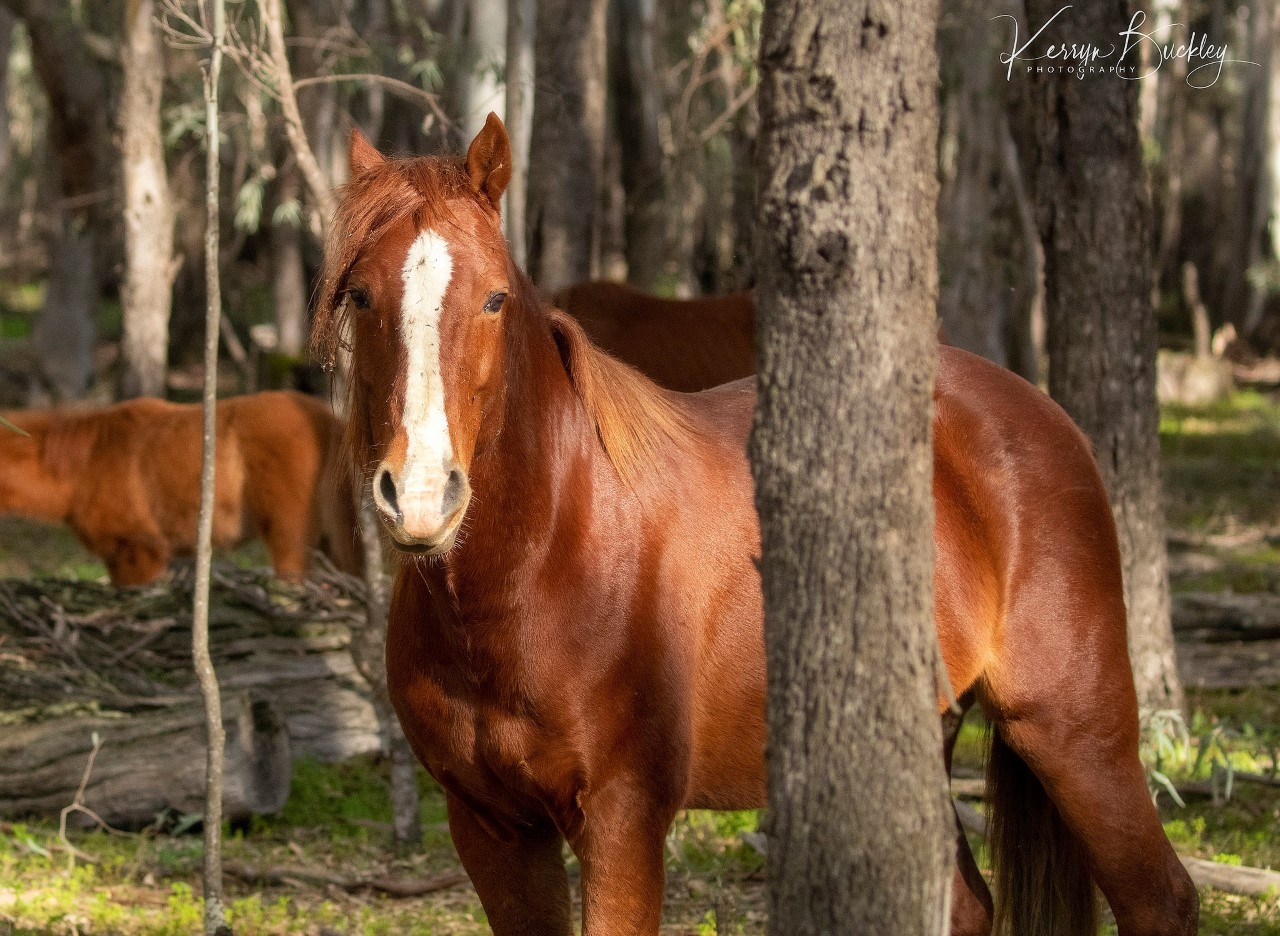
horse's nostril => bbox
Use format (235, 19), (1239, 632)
(378, 469), (400, 518)
(442, 468), (466, 516)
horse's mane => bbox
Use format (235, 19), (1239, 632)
(545, 307), (697, 481)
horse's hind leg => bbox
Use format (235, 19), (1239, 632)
(987, 600), (1198, 936)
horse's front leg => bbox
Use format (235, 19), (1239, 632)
(445, 792), (573, 936)
(572, 780), (676, 936)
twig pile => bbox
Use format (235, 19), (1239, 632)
(0, 558), (368, 718)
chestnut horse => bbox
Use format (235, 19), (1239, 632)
(314, 115), (1196, 936)
(553, 281), (952, 392)
(0, 391), (361, 585)
(551, 280), (756, 392)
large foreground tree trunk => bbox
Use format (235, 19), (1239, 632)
(120, 0), (177, 399)
(752, 0), (953, 932)
(525, 0), (606, 291)
(1017, 0), (1184, 715)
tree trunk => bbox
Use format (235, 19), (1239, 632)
(1153, 1), (1189, 312)
(752, 1), (953, 932)
(352, 0), (388, 143)
(459, 0), (507, 141)
(1017, 0), (1185, 716)
(263, 0), (420, 845)
(197, 1), (230, 928)
(729, 98), (759, 290)
(503, 0), (535, 267)
(998, 113), (1045, 385)
(12, 0), (109, 401)
(1245, 1), (1280, 337)
(526, 0), (606, 291)
(270, 160), (308, 358)
(937, 1), (1012, 367)
(0, 8), (13, 190)
(1234, 0), (1273, 333)
(614, 0), (667, 291)
(119, 0), (177, 399)
(1138, 0), (1178, 143)
(36, 226), (97, 401)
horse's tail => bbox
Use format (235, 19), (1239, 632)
(987, 726), (1097, 936)
(315, 416), (364, 577)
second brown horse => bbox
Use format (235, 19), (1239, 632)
(315, 116), (1196, 936)
(0, 391), (361, 585)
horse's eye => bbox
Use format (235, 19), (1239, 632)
(483, 291), (507, 314)
(348, 287), (371, 311)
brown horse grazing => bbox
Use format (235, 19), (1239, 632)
(314, 114), (1196, 936)
(551, 280), (756, 392)
(0, 391), (361, 585)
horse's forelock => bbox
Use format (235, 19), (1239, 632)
(312, 156), (474, 370)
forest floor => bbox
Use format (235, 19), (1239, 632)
(3, 390), (1280, 934)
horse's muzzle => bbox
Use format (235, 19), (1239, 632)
(372, 460), (470, 553)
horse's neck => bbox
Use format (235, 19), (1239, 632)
(0, 421), (77, 521)
(444, 305), (615, 593)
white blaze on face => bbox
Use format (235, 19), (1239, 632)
(398, 229), (455, 521)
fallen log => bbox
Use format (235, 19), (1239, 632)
(0, 565), (382, 828)
(1182, 857), (1280, 897)
(1172, 591), (1280, 642)
(1176, 638), (1280, 690)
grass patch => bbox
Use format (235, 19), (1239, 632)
(1162, 390), (1280, 537)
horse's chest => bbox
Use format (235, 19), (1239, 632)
(391, 663), (581, 827)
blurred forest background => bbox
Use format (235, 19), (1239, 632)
(0, 0), (1277, 404)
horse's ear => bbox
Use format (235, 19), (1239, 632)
(349, 128), (385, 177)
(465, 112), (512, 211)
